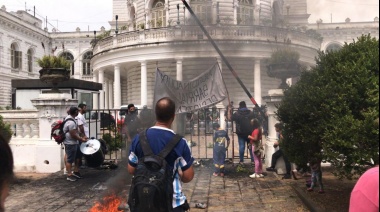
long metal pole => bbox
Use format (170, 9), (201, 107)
(181, 0), (263, 112)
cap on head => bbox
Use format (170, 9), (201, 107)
(239, 101), (246, 108)
(128, 104), (135, 110)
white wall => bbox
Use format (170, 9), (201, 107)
(15, 89), (40, 109)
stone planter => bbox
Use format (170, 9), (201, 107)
(39, 68), (70, 93)
(267, 63), (301, 89)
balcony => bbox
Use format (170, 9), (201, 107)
(93, 25), (322, 55)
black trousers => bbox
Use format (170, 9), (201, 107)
(271, 149), (291, 175)
(172, 200), (190, 212)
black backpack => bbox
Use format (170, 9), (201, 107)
(128, 131), (182, 212)
(236, 113), (253, 136)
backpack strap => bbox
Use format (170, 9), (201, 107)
(139, 130), (182, 159)
(139, 130), (154, 156)
(63, 118), (76, 133)
(157, 134), (182, 159)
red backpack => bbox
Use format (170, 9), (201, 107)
(51, 118), (75, 144)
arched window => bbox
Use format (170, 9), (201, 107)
(325, 43), (342, 52)
(151, 0), (166, 28)
(191, 0), (212, 25)
(11, 43), (22, 69)
(238, 0), (254, 25)
(60, 52), (74, 75)
(27, 49), (33, 72)
(82, 51), (93, 75)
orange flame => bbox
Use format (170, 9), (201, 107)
(89, 194), (123, 212)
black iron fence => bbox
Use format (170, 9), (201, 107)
(86, 107), (266, 163)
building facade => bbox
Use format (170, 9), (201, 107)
(0, 1), (378, 110)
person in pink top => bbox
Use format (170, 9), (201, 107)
(349, 166), (379, 212)
(248, 119), (264, 178)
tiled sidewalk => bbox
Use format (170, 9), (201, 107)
(5, 161), (307, 212)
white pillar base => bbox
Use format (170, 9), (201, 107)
(35, 140), (64, 173)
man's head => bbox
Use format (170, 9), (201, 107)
(78, 103), (87, 113)
(239, 101), (246, 109)
(69, 106), (79, 117)
(155, 97), (175, 123)
(0, 134), (14, 211)
(128, 104), (136, 113)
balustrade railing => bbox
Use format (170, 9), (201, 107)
(93, 25), (322, 55)
(0, 110), (39, 139)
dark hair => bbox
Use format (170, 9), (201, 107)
(155, 97), (175, 122)
(0, 134), (14, 205)
(252, 118), (260, 128)
(239, 101), (246, 108)
(78, 103), (86, 109)
(212, 122), (220, 129)
(128, 104), (135, 110)
(69, 106), (79, 115)
(274, 122), (283, 130)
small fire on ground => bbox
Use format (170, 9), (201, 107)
(89, 193), (123, 212)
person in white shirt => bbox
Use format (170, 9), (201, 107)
(77, 103), (89, 138)
(76, 103), (89, 170)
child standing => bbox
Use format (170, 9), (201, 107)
(307, 157), (325, 193)
(212, 123), (230, 177)
(248, 119), (264, 178)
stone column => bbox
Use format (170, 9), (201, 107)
(99, 69), (105, 109)
(174, 58), (185, 135)
(114, 64), (121, 109)
(104, 79), (109, 109)
(31, 94), (77, 173)
(109, 80), (114, 109)
(216, 57), (226, 129)
(263, 89), (283, 168)
(93, 70), (99, 109)
(254, 59), (262, 105)
(140, 61), (147, 106)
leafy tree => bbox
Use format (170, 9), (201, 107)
(276, 35), (379, 179)
(0, 115), (13, 143)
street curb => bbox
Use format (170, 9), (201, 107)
(291, 184), (324, 212)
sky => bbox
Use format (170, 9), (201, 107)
(0, 0), (378, 32)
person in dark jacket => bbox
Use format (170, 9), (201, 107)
(230, 101), (255, 165)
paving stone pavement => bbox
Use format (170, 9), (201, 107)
(5, 161), (308, 212)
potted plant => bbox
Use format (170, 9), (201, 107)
(267, 48), (301, 88)
(37, 55), (71, 93)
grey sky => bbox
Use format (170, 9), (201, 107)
(0, 0), (378, 32)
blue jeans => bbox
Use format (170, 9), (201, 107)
(238, 135), (254, 163)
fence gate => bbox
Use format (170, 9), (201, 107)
(86, 108), (253, 164)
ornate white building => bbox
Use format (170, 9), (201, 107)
(0, 1), (378, 110)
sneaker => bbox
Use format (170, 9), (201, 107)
(67, 175), (77, 182)
(307, 188), (313, 192)
(291, 171), (298, 180)
(72, 172), (83, 179)
(213, 172), (219, 177)
(249, 173), (261, 178)
(220, 173), (225, 177)
(259, 174), (264, 178)
(266, 167), (276, 172)
(318, 190), (325, 194)
(282, 174), (291, 179)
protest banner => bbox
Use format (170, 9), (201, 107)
(154, 63), (227, 113)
